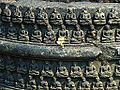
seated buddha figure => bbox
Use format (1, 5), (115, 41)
(108, 8), (120, 25)
(2, 5), (11, 22)
(31, 25), (42, 43)
(16, 74), (25, 88)
(41, 62), (54, 77)
(6, 58), (16, 72)
(106, 77), (118, 90)
(56, 63), (68, 78)
(49, 8), (63, 25)
(36, 8), (49, 25)
(38, 76), (49, 90)
(100, 61), (112, 78)
(64, 8), (78, 25)
(18, 24), (29, 41)
(92, 77), (104, 90)
(64, 77), (76, 90)
(17, 60), (28, 75)
(57, 25), (70, 44)
(115, 24), (120, 42)
(70, 24), (85, 44)
(29, 60), (40, 76)
(24, 7), (35, 24)
(5, 71), (15, 86)
(114, 60), (120, 77)
(70, 63), (83, 78)
(7, 23), (17, 40)
(93, 8), (106, 25)
(78, 77), (90, 90)
(44, 25), (56, 44)
(50, 77), (62, 90)
(12, 6), (22, 23)
(79, 8), (92, 25)
(27, 75), (37, 90)
(86, 25), (98, 43)
(86, 62), (98, 78)
(101, 24), (115, 43)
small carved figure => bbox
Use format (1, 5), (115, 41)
(56, 62), (68, 78)
(17, 60), (28, 75)
(79, 8), (92, 25)
(57, 25), (70, 45)
(12, 6), (22, 23)
(50, 77), (62, 90)
(108, 8), (120, 25)
(16, 74), (25, 88)
(31, 25), (42, 43)
(27, 75), (37, 90)
(70, 24), (85, 44)
(106, 77), (118, 90)
(43, 25), (56, 44)
(64, 77), (76, 90)
(86, 62), (98, 78)
(49, 8), (63, 25)
(38, 76), (49, 90)
(18, 24), (29, 41)
(64, 8), (78, 25)
(93, 8), (106, 25)
(2, 5), (11, 22)
(41, 62), (54, 77)
(70, 63), (83, 78)
(5, 71), (15, 86)
(7, 23), (17, 40)
(92, 77), (104, 90)
(24, 7), (35, 23)
(100, 61), (112, 78)
(78, 77), (90, 90)
(86, 25), (98, 43)
(115, 24), (120, 42)
(0, 58), (5, 70)
(29, 60), (40, 76)
(114, 60), (120, 76)
(6, 58), (16, 72)
(101, 24), (115, 43)
(36, 8), (49, 25)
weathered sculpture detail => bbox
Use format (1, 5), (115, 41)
(50, 8), (63, 25)
(100, 61), (112, 78)
(2, 5), (11, 22)
(43, 24), (56, 44)
(86, 62), (98, 78)
(93, 8), (106, 25)
(31, 25), (42, 42)
(71, 24), (85, 44)
(70, 62), (83, 77)
(101, 24), (115, 43)
(64, 8), (78, 25)
(64, 77), (76, 90)
(79, 8), (92, 25)
(0, 0), (120, 90)
(12, 6), (22, 23)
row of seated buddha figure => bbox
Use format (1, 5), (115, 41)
(86, 61), (113, 78)
(19, 74), (119, 90)
(1, 4), (120, 26)
(2, 70), (119, 90)
(2, 22), (120, 44)
(0, 58), (118, 79)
